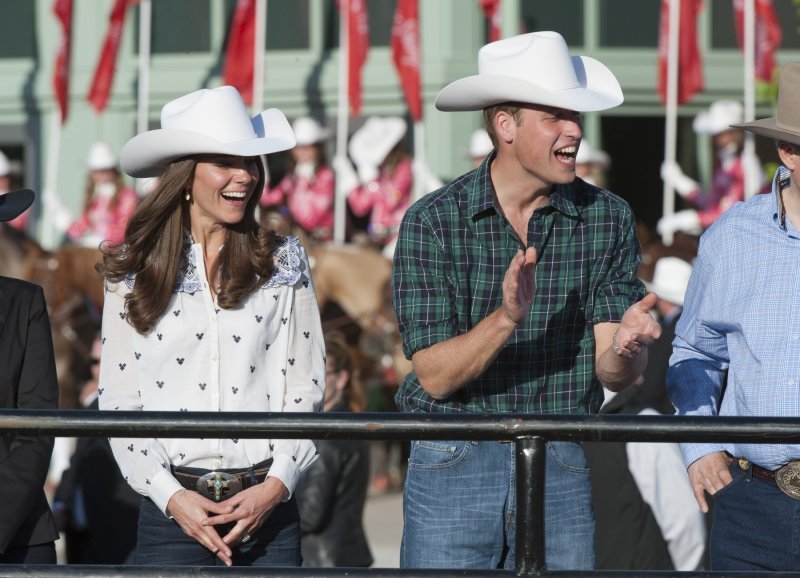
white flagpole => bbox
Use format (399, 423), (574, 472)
(135, 0), (151, 195)
(41, 111), (62, 250)
(413, 120), (427, 201)
(334, 0), (350, 245)
(136, 0), (151, 135)
(743, 0), (758, 199)
(252, 0), (266, 114)
(662, 0), (681, 246)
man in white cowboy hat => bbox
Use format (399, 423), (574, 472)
(0, 188), (61, 565)
(667, 61), (800, 572)
(658, 100), (764, 239)
(392, 31), (661, 570)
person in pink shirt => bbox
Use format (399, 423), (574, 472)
(66, 142), (138, 248)
(334, 117), (413, 255)
(260, 117), (335, 242)
(657, 100), (764, 238)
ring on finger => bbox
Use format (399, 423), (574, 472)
(241, 533), (251, 544)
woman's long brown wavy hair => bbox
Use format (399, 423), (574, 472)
(99, 156), (281, 335)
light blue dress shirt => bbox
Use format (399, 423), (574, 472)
(668, 166), (800, 470)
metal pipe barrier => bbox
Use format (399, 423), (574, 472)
(2, 410), (800, 577)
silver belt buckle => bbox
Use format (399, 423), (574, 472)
(197, 471), (242, 502)
(775, 462), (800, 499)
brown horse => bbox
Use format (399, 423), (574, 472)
(0, 225), (104, 409)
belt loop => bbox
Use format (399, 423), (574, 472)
(247, 465), (257, 487)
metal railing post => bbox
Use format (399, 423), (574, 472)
(515, 436), (545, 575)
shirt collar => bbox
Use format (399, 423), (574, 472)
(468, 151), (581, 221)
(773, 165), (791, 231)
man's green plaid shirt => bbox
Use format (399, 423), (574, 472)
(392, 153), (645, 415)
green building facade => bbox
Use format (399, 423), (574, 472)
(2, 0), (800, 242)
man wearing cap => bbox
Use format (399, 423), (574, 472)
(658, 100), (764, 239)
(392, 31), (661, 570)
(668, 62), (800, 571)
(0, 189), (60, 564)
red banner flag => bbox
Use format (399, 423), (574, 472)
(52, 0), (73, 123)
(480, 0), (501, 42)
(391, 0), (421, 121)
(733, 0), (782, 82)
(657, 0), (704, 105)
(223, 0), (257, 105)
(339, 0), (369, 117)
(87, 0), (136, 113)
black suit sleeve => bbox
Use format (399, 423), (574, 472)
(0, 285), (59, 552)
(295, 440), (340, 534)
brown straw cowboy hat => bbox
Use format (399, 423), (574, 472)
(732, 62), (800, 146)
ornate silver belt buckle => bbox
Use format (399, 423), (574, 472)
(775, 462), (800, 499)
(197, 471), (242, 502)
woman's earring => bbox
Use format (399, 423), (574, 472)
(184, 190), (191, 202)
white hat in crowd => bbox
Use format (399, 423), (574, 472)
(121, 85), (296, 178)
(348, 117), (407, 168)
(0, 150), (9, 177)
(693, 100), (744, 135)
(468, 129), (494, 159)
(576, 140), (610, 169)
(87, 142), (118, 171)
(644, 257), (693, 307)
(292, 117), (330, 146)
(435, 31), (623, 113)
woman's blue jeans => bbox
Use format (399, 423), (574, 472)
(135, 496), (301, 566)
(711, 462), (800, 571)
(400, 440), (594, 570)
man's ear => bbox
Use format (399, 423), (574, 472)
(495, 110), (516, 145)
(777, 141), (799, 171)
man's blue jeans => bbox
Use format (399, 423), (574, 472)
(135, 496), (301, 566)
(711, 462), (800, 571)
(400, 440), (594, 570)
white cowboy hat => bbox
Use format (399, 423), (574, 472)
(120, 86), (296, 178)
(733, 62), (800, 146)
(576, 140), (610, 168)
(467, 128), (493, 158)
(0, 188), (34, 222)
(435, 31), (623, 112)
(0, 150), (9, 177)
(87, 142), (117, 171)
(693, 100), (744, 135)
(644, 257), (693, 307)
(348, 117), (407, 168)
(292, 117), (330, 146)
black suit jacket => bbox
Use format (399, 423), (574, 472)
(0, 276), (60, 553)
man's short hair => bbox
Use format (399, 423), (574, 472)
(483, 104), (523, 147)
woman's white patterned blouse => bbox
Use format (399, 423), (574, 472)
(98, 235), (325, 515)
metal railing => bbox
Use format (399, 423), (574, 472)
(3, 409), (800, 577)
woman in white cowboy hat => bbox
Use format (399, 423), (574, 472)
(333, 116), (413, 251)
(260, 116), (335, 242)
(97, 86), (325, 567)
(658, 100), (765, 239)
(64, 142), (139, 248)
